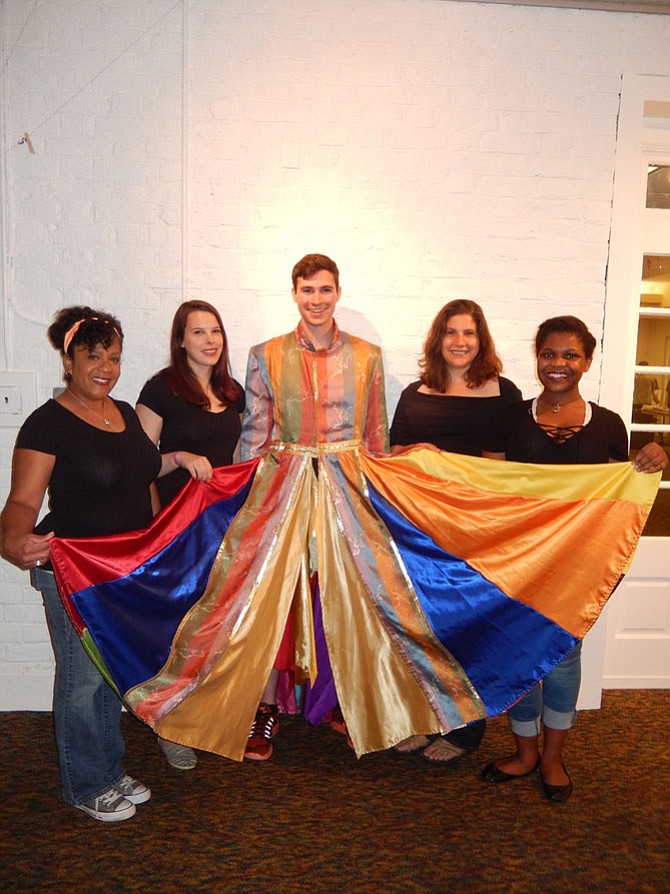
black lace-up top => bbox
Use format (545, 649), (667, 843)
(487, 399), (628, 464)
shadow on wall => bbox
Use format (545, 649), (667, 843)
(335, 305), (408, 413)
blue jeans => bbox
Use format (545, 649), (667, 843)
(445, 718), (486, 751)
(31, 567), (126, 805)
(507, 642), (582, 736)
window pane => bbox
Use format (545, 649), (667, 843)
(646, 165), (670, 209)
(633, 317), (670, 371)
(631, 314), (670, 428)
(629, 451), (669, 538)
(634, 254), (670, 536)
(640, 254), (670, 310)
(640, 481), (670, 537)
(631, 365), (667, 425)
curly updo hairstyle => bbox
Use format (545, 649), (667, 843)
(48, 305), (124, 356)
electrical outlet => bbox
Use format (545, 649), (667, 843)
(0, 371), (36, 427)
(0, 385), (22, 412)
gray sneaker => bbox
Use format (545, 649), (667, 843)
(116, 774), (151, 805)
(76, 787), (136, 822)
(159, 737), (198, 770)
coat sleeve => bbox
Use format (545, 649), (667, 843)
(240, 348), (275, 460)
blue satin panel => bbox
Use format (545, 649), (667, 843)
(71, 481), (252, 693)
(367, 482), (578, 714)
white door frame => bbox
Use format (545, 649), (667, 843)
(597, 73), (670, 693)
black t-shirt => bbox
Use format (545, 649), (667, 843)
(137, 373), (245, 506)
(486, 399), (629, 464)
(17, 399), (161, 538)
(389, 377), (522, 456)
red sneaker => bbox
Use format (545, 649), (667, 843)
(325, 705), (354, 750)
(325, 705), (347, 736)
(244, 703), (279, 761)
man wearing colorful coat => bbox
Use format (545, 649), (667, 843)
(240, 252), (389, 759)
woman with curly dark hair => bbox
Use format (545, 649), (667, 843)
(481, 315), (667, 801)
(390, 299), (522, 762)
(0, 306), (160, 822)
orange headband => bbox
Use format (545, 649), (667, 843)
(63, 318), (97, 353)
(62, 317), (119, 354)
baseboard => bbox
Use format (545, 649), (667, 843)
(603, 677), (670, 688)
(0, 676), (53, 711)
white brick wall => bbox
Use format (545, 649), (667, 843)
(1, 0), (669, 708)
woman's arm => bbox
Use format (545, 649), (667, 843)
(0, 449), (55, 570)
(136, 403), (171, 475)
(136, 402), (213, 481)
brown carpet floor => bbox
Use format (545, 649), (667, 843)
(2, 690), (669, 894)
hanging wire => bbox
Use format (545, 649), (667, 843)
(2, 0), (183, 157)
(1, 0), (40, 74)
(0, 0), (184, 363)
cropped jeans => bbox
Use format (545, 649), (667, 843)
(507, 642), (582, 737)
(31, 566), (126, 806)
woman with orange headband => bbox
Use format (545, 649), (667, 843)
(0, 305), (161, 823)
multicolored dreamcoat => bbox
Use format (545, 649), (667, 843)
(50, 447), (659, 761)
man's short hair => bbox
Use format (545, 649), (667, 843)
(291, 254), (340, 289)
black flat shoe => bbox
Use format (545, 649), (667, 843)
(481, 757), (540, 784)
(541, 765), (573, 802)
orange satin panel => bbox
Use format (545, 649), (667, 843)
(361, 449), (657, 637)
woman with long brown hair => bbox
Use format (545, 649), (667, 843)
(136, 300), (244, 768)
(137, 300), (244, 509)
(390, 298), (522, 763)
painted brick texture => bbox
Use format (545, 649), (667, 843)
(1, 0), (669, 707)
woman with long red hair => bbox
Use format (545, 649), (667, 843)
(137, 300), (244, 508)
(136, 300), (244, 768)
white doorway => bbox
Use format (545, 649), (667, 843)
(600, 74), (670, 689)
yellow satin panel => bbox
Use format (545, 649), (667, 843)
(133, 453), (316, 761)
(320, 451), (484, 754)
(362, 450), (658, 638)
(386, 447), (660, 508)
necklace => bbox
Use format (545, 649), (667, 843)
(532, 397), (592, 427)
(68, 390), (111, 428)
(539, 395), (583, 414)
